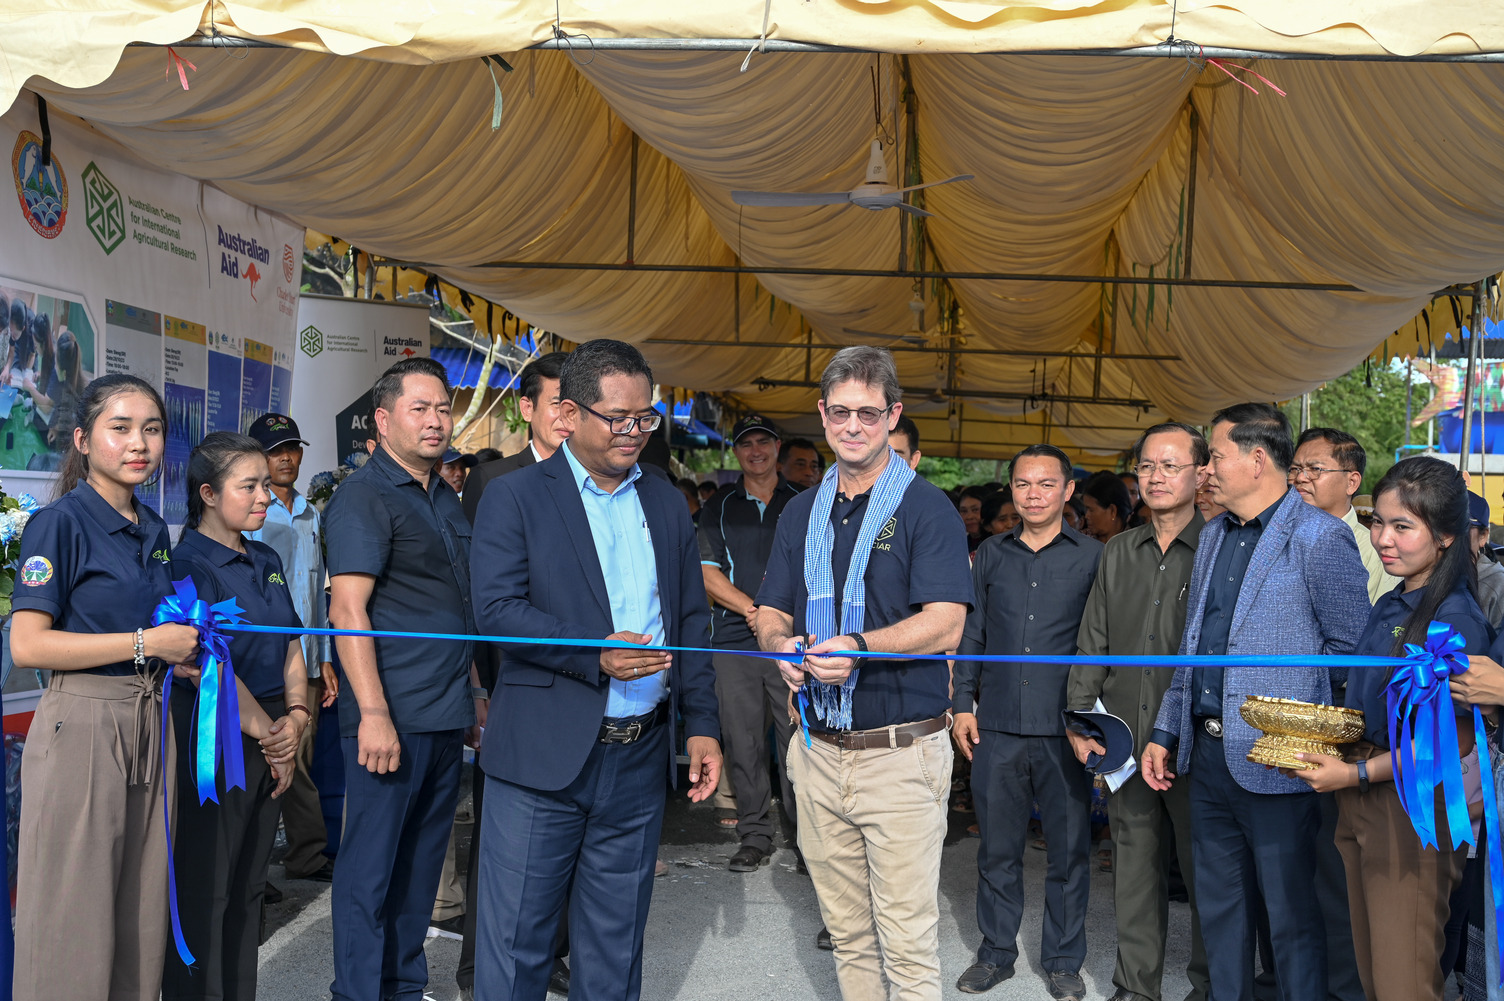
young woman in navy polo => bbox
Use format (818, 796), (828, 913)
(8, 374), (201, 1001)
(161, 432), (309, 1001)
(1291, 456), (1491, 1001)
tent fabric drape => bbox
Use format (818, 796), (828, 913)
(8, 4), (1504, 454)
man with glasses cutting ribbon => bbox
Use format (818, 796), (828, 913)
(755, 346), (973, 1001)
(469, 338), (722, 1001)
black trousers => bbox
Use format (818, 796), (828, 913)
(972, 731), (1092, 972)
(713, 650), (797, 852)
(162, 691), (284, 1001)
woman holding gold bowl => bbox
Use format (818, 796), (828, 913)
(1288, 456), (1491, 1001)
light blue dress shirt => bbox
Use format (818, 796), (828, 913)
(249, 486), (330, 678)
(561, 441), (669, 718)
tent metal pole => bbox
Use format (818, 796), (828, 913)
(1299, 393), (1311, 432)
(1459, 279), (1486, 474)
(752, 377), (1153, 409)
(644, 336), (1180, 361)
(138, 37), (1504, 64)
(374, 257), (1476, 295)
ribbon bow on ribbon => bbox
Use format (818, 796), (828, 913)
(1388, 620), (1504, 986)
(152, 575), (247, 968)
(1387, 620), (1473, 850)
(154, 576), (247, 804)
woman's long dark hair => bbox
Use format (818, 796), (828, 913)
(54, 374), (166, 500)
(180, 431), (266, 541)
(1372, 455), (1475, 655)
(54, 329), (84, 395)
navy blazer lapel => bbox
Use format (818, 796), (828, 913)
(541, 452), (612, 620)
(1229, 492), (1298, 639)
(641, 477), (676, 641)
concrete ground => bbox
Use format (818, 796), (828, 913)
(255, 761), (1200, 1001)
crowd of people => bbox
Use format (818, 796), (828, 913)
(9, 338), (1504, 1001)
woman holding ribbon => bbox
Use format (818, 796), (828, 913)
(8, 374), (201, 1001)
(1290, 455), (1491, 1001)
(161, 431), (308, 1001)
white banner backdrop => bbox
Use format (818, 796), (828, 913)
(0, 101), (300, 523)
(290, 294), (430, 493)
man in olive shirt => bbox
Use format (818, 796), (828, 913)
(1067, 422), (1210, 1001)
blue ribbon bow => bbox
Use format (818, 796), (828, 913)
(151, 575), (248, 968)
(1387, 620), (1504, 986)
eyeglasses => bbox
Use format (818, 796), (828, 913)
(822, 403), (894, 427)
(1134, 461), (1197, 478)
(576, 401), (662, 436)
(1287, 464), (1353, 481)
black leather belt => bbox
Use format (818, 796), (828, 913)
(809, 714), (951, 751)
(1196, 716), (1224, 738)
(598, 703), (668, 745)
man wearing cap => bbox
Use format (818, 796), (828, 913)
(437, 449), (477, 496)
(699, 415), (802, 872)
(1066, 421), (1210, 1001)
(1290, 428), (1396, 604)
(953, 444), (1103, 1000)
(1469, 491), (1504, 626)
(247, 412), (338, 884)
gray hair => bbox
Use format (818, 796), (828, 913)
(819, 346), (901, 408)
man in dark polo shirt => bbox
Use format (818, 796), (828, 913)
(324, 357), (482, 1001)
(953, 444), (1103, 1001)
(756, 346), (972, 1000)
(698, 414), (802, 872)
(1068, 422), (1211, 1001)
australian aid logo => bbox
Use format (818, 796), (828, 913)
(217, 225), (273, 301)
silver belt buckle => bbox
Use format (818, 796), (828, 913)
(1202, 718), (1223, 738)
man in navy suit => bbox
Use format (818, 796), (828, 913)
(470, 338), (723, 1001)
(1143, 403), (1369, 1001)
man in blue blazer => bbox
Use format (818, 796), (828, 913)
(469, 339), (723, 1001)
(1143, 403), (1369, 1001)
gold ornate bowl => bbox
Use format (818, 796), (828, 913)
(1239, 695), (1366, 771)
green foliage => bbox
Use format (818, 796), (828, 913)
(915, 456), (1006, 491)
(1282, 362), (1434, 494)
(679, 449), (738, 475)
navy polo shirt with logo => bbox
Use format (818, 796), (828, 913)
(756, 474), (974, 732)
(324, 446), (476, 736)
(172, 529), (303, 700)
(13, 481), (174, 676)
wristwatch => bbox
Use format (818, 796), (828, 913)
(845, 633), (868, 657)
(1356, 759), (1370, 794)
(472, 687), (490, 701)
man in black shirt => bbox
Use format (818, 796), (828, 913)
(953, 444), (1103, 1001)
(698, 415), (801, 871)
(756, 348), (972, 1000)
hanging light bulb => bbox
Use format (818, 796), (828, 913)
(909, 294), (926, 333)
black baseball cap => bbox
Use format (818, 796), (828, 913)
(731, 415), (779, 444)
(248, 413), (308, 451)
(1470, 491), (1490, 530)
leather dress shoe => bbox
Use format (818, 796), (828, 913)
(815, 926), (833, 950)
(291, 858), (335, 882)
(547, 958), (570, 995)
(263, 881), (283, 905)
(728, 844), (770, 872)
(956, 961), (1013, 993)
(1108, 990), (1144, 1001)
(1047, 970), (1086, 1001)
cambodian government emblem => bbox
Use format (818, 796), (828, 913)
(12, 130), (67, 240)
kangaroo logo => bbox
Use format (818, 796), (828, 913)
(244, 261), (263, 301)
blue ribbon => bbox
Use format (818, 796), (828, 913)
(154, 577), (247, 804)
(1387, 621), (1473, 850)
(1386, 621), (1504, 987)
(150, 576), (248, 969)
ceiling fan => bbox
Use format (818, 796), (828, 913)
(731, 140), (973, 218)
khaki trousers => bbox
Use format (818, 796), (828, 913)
(14, 669), (175, 1001)
(789, 728), (953, 1001)
(1334, 776), (1467, 1001)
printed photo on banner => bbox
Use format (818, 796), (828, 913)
(0, 278), (97, 471)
